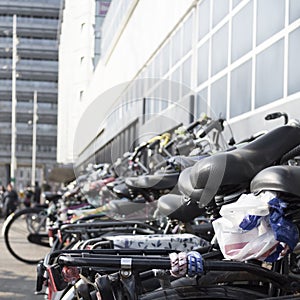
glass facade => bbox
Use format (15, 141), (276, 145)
(80, 0), (300, 168)
(117, 0), (300, 122)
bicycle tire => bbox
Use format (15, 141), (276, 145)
(3, 207), (50, 264)
(139, 285), (268, 300)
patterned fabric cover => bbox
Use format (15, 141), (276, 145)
(104, 233), (210, 251)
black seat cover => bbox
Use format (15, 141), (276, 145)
(125, 172), (179, 190)
(158, 125), (300, 221)
(108, 199), (147, 216)
(178, 168), (203, 199)
(181, 125), (300, 208)
(251, 166), (300, 197)
(112, 182), (132, 199)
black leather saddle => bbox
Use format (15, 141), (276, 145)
(183, 125), (300, 207)
(125, 172), (179, 191)
(158, 125), (300, 222)
(251, 165), (300, 197)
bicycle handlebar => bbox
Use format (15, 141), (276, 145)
(198, 119), (224, 138)
(186, 120), (201, 133)
(265, 112), (288, 124)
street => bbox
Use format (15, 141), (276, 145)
(0, 221), (44, 299)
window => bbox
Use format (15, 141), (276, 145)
(198, 0), (210, 40)
(231, 1), (253, 62)
(183, 14), (193, 56)
(211, 23), (228, 76)
(197, 41), (209, 85)
(210, 75), (227, 119)
(145, 98), (152, 122)
(212, 0), (229, 27)
(171, 67), (181, 102)
(230, 59), (252, 118)
(171, 29), (182, 67)
(196, 88), (208, 117)
(160, 80), (169, 109)
(233, 0), (243, 8)
(288, 27), (300, 95)
(255, 39), (284, 108)
(290, 0), (300, 24)
(182, 56), (192, 89)
(153, 52), (161, 78)
(161, 42), (170, 76)
(256, 0), (285, 45)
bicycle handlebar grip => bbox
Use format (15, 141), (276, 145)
(131, 143), (148, 161)
(265, 112), (283, 120)
(265, 112), (288, 124)
(199, 120), (218, 138)
(186, 120), (200, 133)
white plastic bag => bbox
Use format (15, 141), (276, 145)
(212, 192), (279, 261)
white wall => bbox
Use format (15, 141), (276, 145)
(57, 0), (96, 163)
(73, 0), (195, 160)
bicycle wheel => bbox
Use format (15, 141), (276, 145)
(3, 207), (50, 264)
(139, 285), (268, 300)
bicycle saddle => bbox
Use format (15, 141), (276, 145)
(251, 166), (300, 197)
(158, 126), (300, 222)
(112, 182), (133, 199)
(184, 125), (300, 207)
(125, 172), (179, 191)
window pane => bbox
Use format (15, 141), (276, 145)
(256, 0), (285, 45)
(213, 0), (229, 27)
(171, 67), (181, 102)
(231, 1), (253, 62)
(290, 0), (300, 24)
(182, 56), (192, 89)
(230, 59), (252, 118)
(233, 0), (243, 8)
(161, 42), (170, 76)
(211, 23), (228, 76)
(171, 66), (180, 83)
(198, 0), (210, 40)
(211, 75), (227, 119)
(183, 14), (193, 56)
(255, 39), (284, 108)
(153, 52), (161, 78)
(160, 81), (169, 110)
(197, 41), (209, 85)
(172, 29), (182, 66)
(197, 88), (208, 117)
(288, 27), (300, 95)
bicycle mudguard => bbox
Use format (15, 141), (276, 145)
(36, 260), (46, 293)
(95, 275), (115, 300)
(47, 264), (68, 292)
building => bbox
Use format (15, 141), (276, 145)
(57, 0), (111, 164)
(0, 0), (61, 189)
(57, 0), (300, 171)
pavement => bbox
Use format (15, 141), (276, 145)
(0, 221), (45, 300)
